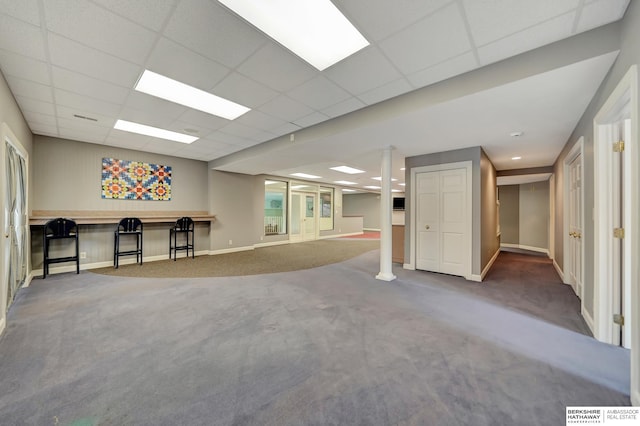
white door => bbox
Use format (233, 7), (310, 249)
(612, 118), (631, 348)
(290, 192), (316, 243)
(2, 137), (28, 330)
(416, 168), (468, 277)
(568, 154), (583, 298)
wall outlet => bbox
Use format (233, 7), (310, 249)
(228, 239), (233, 246)
(80, 252), (87, 259)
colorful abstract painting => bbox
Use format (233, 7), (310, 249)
(102, 158), (172, 201)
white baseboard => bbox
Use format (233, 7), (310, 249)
(319, 232), (366, 239)
(500, 243), (549, 256)
(32, 250), (210, 277)
(253, 240), (290, 248)
(363, 228), (381, 232)
(0, 316), (5, 337)
(208, 246), (253, 255)
(403, 263), (415, 270)
(468, 274), (482, 282)
(24, 271), (36, 288)
(480, 249), (501, 281)
(552, 259), (566, 283)
(582, 306), (595, 335)
(632, 389), (639, 407)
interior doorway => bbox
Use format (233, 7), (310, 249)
(290, 192), (317, 243)
(1, 124), (29, 336)
(563, 139), (584, 302)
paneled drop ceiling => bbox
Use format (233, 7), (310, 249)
(0, 0), (631, 190)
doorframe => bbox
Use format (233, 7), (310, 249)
(289, 190), (319, 243)
(562, 138), (584, 299)
(593, 65), (638, 406)
(1, 123), (30, 337)
(408, 161), (472, 280)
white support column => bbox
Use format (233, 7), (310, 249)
(376, 146), (396, 282)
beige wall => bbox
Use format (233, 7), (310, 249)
(342, 192), (381, 230)
(499, 185), (519, 244)
(33, 136), (209, 212)
(480, 149), (500, 269)
(519, 182), (549, 250)
(30, 137), (211, 269)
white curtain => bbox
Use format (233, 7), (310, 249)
(5, 141), (27, 309)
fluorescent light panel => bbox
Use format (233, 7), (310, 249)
(372, 176), (398, 181)
(334, 180), (357, 185)
(330, 165), (365, 174)
(135, 70), (250, 120)
(290, 172), (321, 179)
(342, 189), (357, 192)
(114, 119), (198, 143)
(364, 185), (381, 190)
(218, 0), (369, 71)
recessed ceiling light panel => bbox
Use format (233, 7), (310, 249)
(135, 70), (250, 120)
(512, 156), (522, 160)
(218, 0), (369, 70)
(334, 180), (357, 185)
(290, 172), (321, 179)
(364, 185), (381, 190)
(330, 165), (365, 174)
(372, 176), (397, 181)
(114, 119), (198, 143)
(342, 188), (357, 192)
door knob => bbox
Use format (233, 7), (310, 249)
(425, 225), (430, 230)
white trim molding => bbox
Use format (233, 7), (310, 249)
(480, 248), (501, 281)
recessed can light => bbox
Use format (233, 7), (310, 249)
(510, 131), (523, 137)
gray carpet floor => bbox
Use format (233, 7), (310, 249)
(0, 250), (630, 425)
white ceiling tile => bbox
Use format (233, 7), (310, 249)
(287, 76), (351, 110)
(407, 52), (478, 88)
(164, 0), (264, 68)
(0, 15), (47, 61)
(23, 110), (57, 126)
(54, 89), (122, 117)
(270, 122), (302, 137)
(44, 0), (157, 65)
(146, 37), (230, 90)
(258, 95), (314, 122)
(212, 72), (279, 108)
(321, 98), (367, 118)
(90, 0), (175, 31)
(58, 117), (111, 140)
(121, 93), (188, 127)
(56, 105), (116, 128)
(51, 66), (130, 104)
(177, 109), (229, 131)
(141, 138), (184, 156)
(289, 112), (329, 129)
(478, 13), (575, 66)
(15, 96), (55, 116)
(464, 0), (579, 46)
(168, 120), (215, 139)
(235, 110), (287, 132)
(335, 0), (453, 41)
(238, 43), (317, 92)
(48, 34), (142, 87)
(208, 130), (255, 148)
(218, 121), (273, 141)
(379, 3), (471, 74)
(576, 0), (630, 33)
(6, 76), (53, 103)
(105, 131), (152, 149)
(29, 122), (58, 136)
(0, 50), (50, 84)
(0, 0), (40, 25)
(324, 47), (402, 95)
(357, 79), (413, 105)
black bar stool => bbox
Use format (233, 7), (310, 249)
(43, 218), (79, 278)
(169, 217), (194, 260)
(114, 217), (143, 268)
